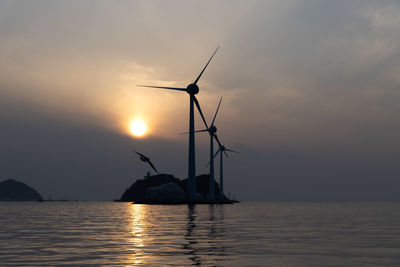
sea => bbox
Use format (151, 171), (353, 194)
(0, 201), (399, 266)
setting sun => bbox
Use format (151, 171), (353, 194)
(130, 119), (147, 137)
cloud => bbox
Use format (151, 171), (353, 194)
(1, 0), (400, 200)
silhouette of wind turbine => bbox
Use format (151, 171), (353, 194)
(208, 144), (238, 201)
(191, 97), (223, 201)
(132, 150), (159, 174)
(137, 47), (219, 201)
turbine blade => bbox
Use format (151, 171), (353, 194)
(205, 149), (220, 167)
(147, 160), (159, 173)
(223, 150), (229, 157)
(213, 134), (222, 148)
(132, 149), (144, 157)
(179, 129), (208, 135)
(214, 149), (220, 159)
(193, 96), (209, 129)
(226, 149), (239, 153)
(211, 97), (222, 126)
(137, 85), (186, 91)
(194, 46), (219, 85)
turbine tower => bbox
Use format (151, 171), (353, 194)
(211, 144), (238, 200)
(138, 47), (219, 202)
(194, 98), (223, 201)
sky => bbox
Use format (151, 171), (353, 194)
(1, 0), (400, 201)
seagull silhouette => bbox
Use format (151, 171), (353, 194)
(132, 150), (159, 173)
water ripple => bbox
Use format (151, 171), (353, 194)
(0, 202), (399, 266)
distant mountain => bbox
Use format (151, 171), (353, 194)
(0, 179), (43, 201)
(119, 173), (225, 203)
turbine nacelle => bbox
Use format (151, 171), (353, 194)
(186, 83), (199, 95)
(209, 125), (217, 133)
(206, 143), (238, 167)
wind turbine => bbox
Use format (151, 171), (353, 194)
(210, 144), (238, 201)
(137, 47), (219, 202)
(193, 97), (223, 201)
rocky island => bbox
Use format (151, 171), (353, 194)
(0, 178), (43, 201)
(119, 173), (236, 204)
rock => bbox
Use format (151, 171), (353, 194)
(120, 174), (180, 202)
(145, 183), (186, 202)
(0, 179), (43, 201)
(179, 174), (221, 200)
(194, 193), (205, 202)
(119, 173), (227, 203)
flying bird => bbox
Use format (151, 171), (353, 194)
(132, 150), (159, 173)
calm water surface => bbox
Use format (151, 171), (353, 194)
(0, 202), (399, 266)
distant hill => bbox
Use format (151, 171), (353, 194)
(0, 179), (43, 201)
(119, 173), (225, 202)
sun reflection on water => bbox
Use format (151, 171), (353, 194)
(126, 204), (228, 265)
(130, 204), (148, 265)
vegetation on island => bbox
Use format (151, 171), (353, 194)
(119, 173), (227, 203)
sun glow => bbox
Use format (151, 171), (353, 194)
(130, 119), (147, 137)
